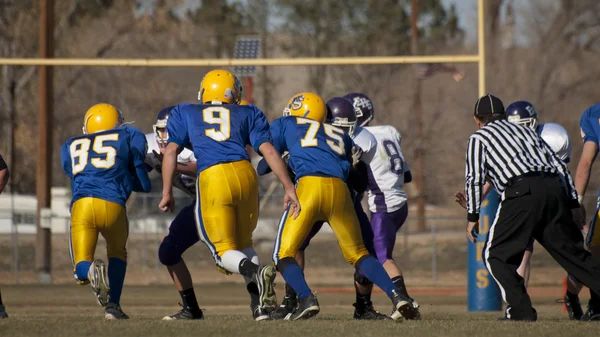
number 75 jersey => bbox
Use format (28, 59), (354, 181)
(363, 125), (410, 213)
(60, 125), (149, 208)
(270, 116), (354, 181)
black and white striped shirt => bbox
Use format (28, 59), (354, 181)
(465, 119), (577, 221)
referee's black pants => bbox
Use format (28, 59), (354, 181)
(484, 175), (600, 320)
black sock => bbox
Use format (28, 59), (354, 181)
(392, 276), (410, 298)
(0, 290), (3, 305)
(590, 290), (600, 308)
(247, 282), (260, 309)
(179, 288), (200, 311)
(238, 258), (259, 279)
(285, 283), (297, 298)
(354, 282), (372, 310)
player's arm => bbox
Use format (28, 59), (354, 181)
(159, 105), (189, 212)
(129, 129), (152, 193)
(575, 141), (598, 204)
(0, 155), (9, 194)
(252, 112), (300, 218)
(465, 136), (486, 222)
(60, 142), (73, 179)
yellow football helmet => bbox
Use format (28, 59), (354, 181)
(198, 69), (242, 104)
(283, 92), (327, 123)
(82, 103), (124, 135)
(239, 98), (249, 105)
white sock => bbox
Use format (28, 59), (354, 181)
(241, 247), (260, 285)
(220, 250), (248, 274)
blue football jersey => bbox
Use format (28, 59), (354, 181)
(167, 103), (271, 173)
(580, 104), (600, 149)
(60, 125), (150, 207)
(270, 116), (354, 181)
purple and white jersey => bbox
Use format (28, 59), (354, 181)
(145, 133), (197, 197)
(537, 123), (571, 163)
(352, 125), (377, 164)
(363, 125), (409, 213)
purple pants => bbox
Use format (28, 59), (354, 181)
(158, 203), (199, 266)
(370, 203), (408, 264)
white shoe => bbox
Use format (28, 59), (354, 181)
(88, 259), (110, 307)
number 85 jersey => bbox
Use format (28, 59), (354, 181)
(60, 125), (149, 207)
(363, 125), (410, 213)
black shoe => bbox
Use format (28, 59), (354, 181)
(104, 303), (130, 320)
(353, 303), (391, 320)
(0, 304), (7, 319)
(163, 304), (204, 320)
(390, 290), (419, 321)
(498, 306), (537, 321)
(271, 295), (297, 320)
(252, 305), (270, 321)
(285, 293), (320, 321)
(581, 305), (600, 321)
(557, 294), (584, 320)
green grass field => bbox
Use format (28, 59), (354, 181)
(0, 284), (598, 337)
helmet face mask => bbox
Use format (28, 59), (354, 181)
(153, 106), (175, 147)
(326, 97), (358, 137)
(505, 100), (538, 130)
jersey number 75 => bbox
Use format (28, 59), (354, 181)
(297, 117), (345, 155)
(70, 134), (118, 174)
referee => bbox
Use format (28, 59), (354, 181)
(464, 94), (600, 321)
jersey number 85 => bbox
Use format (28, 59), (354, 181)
(70, 134), (118, 175)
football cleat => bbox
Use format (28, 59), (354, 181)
(285, 293), (320, 321)
(353, 303), (391, 320)
(104, 303), (130, 320)
(581, 304), (600, 321)
(390, 290), (420, 321)
(0, 304), (7, 319)
(88, 259), (110, 307)
(252, 305), (270, 321)
(556, 294), (583, 320)
(270, 294), (297, 320)
(163, 304), (204, 320)
(252, 265), (278, 310)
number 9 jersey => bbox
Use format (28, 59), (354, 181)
(60, 125), (150, 207)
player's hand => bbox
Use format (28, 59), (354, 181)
(454, 191), (467, 209)
(573, 204), (587, 230)
(159, 191), (175, 213)
(284, 187), (301, 220)
(351, 146), (363, 167)
(466, 221), (479, 243)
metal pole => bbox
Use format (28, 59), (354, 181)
(410, 0), (426, 233)
(36, 0), (54, 284)
(478, 0), (486, 97)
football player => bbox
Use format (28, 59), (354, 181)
(0, 154), (8, 319)
(455, 100), (577, 317)
(267, 96), (393, 320)
(145, 106), (203, 320)
(268, 92), (419, 321)
(158, 69), (300, 319)
(345, 92), (418, 314)
(61, 103), (151, 319)
(572, 103), (600, 321)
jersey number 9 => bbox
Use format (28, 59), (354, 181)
(70, 134), (119, 175)
(203, 107), (230, 141)
(297, 118), (345, 155)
